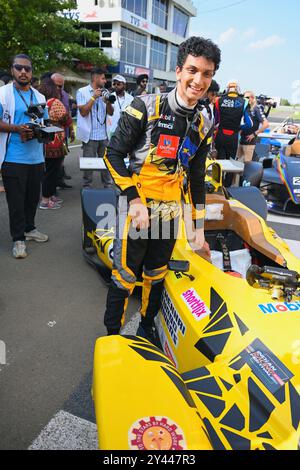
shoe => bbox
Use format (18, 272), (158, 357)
(50, 195), (63, 204)
(12, 241), (27, 258)
(25, 229), (49, 242)
(57, 182), (72, 190)
(136, 323), (161, 347)
(39, 200), (61, 210)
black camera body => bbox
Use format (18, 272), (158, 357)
(24, 104), (63, 144)
(256, 94), (277, 117)
(101, 88), (116, 104)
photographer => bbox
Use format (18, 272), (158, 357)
(76, 67), (114, 189)
(257, 94), (276, 118)
(0, 54), (49, 259)
(106, 75), (133, 140)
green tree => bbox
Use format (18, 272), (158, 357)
(280, 98), (291, 106)
(0, 0), (113, 73)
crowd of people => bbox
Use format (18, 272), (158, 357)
(0, 37), (272, 342)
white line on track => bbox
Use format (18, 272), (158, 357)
(267, 214), (300, 227)
(284, 239), (300, 257)
(28, 410), (98, 450)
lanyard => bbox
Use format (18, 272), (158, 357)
(116, 95), (125, 111)
(15, 87), (34, 110)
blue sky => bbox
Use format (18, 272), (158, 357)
(190, 0), (300, 102)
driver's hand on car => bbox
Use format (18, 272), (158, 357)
(191, 228), (211, 261)
(16, 125), (34, 142)
(129, 197), (149, 230)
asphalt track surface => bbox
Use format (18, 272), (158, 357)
(0, 147), (300, 450)
(0, 147), (139, 450)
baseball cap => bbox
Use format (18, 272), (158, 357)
(113, 74), (126, 83)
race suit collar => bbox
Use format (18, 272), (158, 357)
(167, 87), (196, 118)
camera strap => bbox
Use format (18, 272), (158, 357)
(15, 87), (34, 110)
(95, 99), (106, 126)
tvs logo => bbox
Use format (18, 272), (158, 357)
(129, 417), (186, 450)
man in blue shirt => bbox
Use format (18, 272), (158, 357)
(0, 54), (49, 259)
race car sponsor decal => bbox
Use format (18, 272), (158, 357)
(161, 289), (186, 347)
(157, 134), (180, 159)
(258, 300), (300, 314)
(163, 337), (178, 368)
(129, 416), (186, 450)
(292, 177), (300, 185)
(155, 316), (178, 367)
(181, 288), (211, 321)
(240, 338), (294, 394)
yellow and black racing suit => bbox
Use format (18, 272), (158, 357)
(103, 87), (214, 334)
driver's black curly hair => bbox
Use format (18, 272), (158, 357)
(177, 36), (221, 72)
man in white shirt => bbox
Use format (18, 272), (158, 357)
(106, 75), (133, 140)
(76, 67), (114, 188)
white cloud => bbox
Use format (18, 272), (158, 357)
(242, 28), (256, 39)
(249, 35), (285, 50)
(219, 27), (237, 44)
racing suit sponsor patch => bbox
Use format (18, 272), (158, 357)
(181, 288), (210, 321)
(178, 137), (198, 167)
(125, 105), (143, 120)
(157, 134), (180, 159)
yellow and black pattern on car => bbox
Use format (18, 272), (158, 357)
(93, 228), (114, 269)
(127, 336), (197, 411)
(182, 339), (300, 450)
(194, 287), (248, 363)
(93, 335), (212, 449)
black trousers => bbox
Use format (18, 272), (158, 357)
(104, 210), (179, 334)
(215, 130), (239, 186)
(1, 162), (44, 241)
(42, 157), (64, 198)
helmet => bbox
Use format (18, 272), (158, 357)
(226, 79), (240, 94)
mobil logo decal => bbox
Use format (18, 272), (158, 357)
(258, 301), (300, 314)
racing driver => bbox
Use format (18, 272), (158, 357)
(103, 36), (221, 343)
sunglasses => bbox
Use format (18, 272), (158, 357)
(13, 64), (32, 73)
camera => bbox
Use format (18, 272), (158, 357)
(256, 94), (277, 108)
(24, 104), (63, 144)
(101, 88), (116, 104)
(256, 94), (277, 117)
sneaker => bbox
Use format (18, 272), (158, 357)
(25, 229), (49, 242)
(50, 195), (63, 204)
(39, 200), (61, 210)
(136, 323), (161, 347)
(12, 241), (27, 259)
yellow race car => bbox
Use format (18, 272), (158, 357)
(81, 162), (300, 451)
